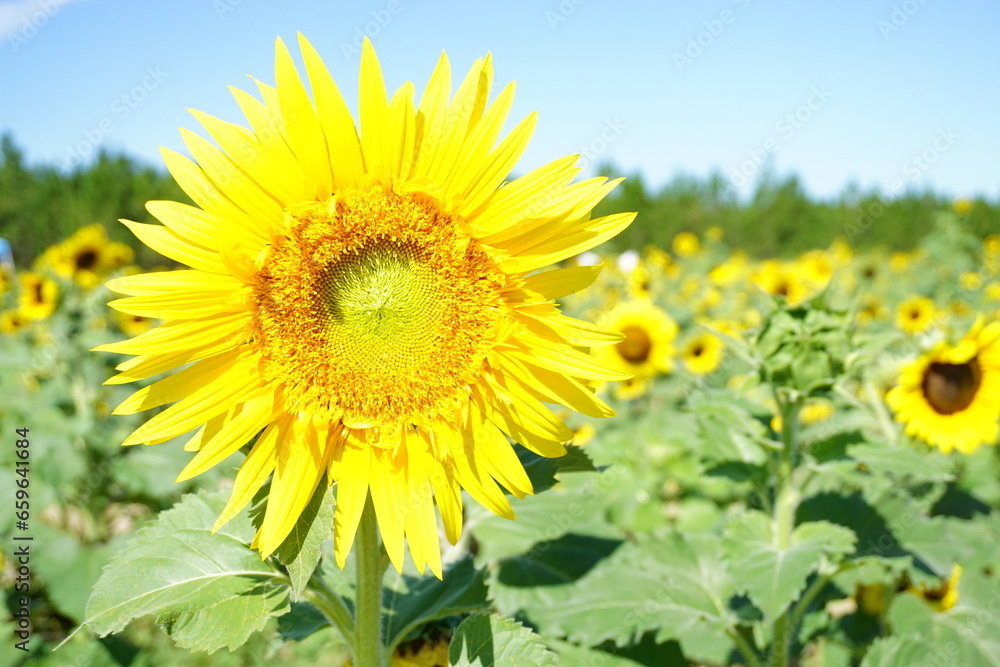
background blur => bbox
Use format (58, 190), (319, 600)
(1, 0), (999, 263)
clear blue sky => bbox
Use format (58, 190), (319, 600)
(1, 0), (998, 200)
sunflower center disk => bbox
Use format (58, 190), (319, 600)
(318, 244), (438, 361)
(252, 188), (505, 431)
(617, 325), (652, 364)
(922, 360), (981, 415)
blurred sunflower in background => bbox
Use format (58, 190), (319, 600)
(886, 319), (1000, 454)
(680, 329), (724, 376)
(896, 295), (937, 335)
(99, 35), (633, 577)
(17, 271), (58, 321)
(595, 300), (677, 388)
(908, 564), (963, 612)
(37, 224), (134, 289)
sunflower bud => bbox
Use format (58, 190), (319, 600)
(754, 298), (850, 396)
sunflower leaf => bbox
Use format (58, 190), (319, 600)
(448, 613), (557, 667)
(84, 490), (291, 653)
(383, 554), (488, 650)
(724, 511), (856, 622)
(274, 479), (337, 596)
(883, 570), (1000, 665)
(508, 530), (736, 651)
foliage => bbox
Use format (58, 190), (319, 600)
(3, 142), (1000, 664)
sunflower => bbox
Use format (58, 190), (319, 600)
(98, 36), (633, 577)
(680, 330), (724, 376)
(345, 635), (449, 667)
(38, 224), (134, 289)
(886, 320), (1000, 454)
(895, 296), (937, 335)
(595, 300), (677, 381)
(115, 311), (155, 337)
(0, 310), (26, 334)
(672, 231), (700, 258)
(909, 564), (962, 612)
(751, 260), (810, 305)
(17, 272), (58, 321)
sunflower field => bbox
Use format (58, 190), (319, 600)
(3, 40), (1000, 667)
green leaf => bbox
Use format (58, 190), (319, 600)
(469, 470), (620, 562)
(517, 444), (596, 494)
(548, 635), (688, 666)
(691, 391), (769, 466)
(32, 525), (126, 623)
(860, 636), (936, 667)
(274, 480), (336, 596)
(725, 512), (856, 621)
(383, 554), (488, 649)
(85, 490), (291, 653)
(847, 442), (953, 484)
(885, 570), (1000, 666)
(520, 531), (735, 650)
(449, 613), (556, 667)
(161, 580), (290, 653)
(488, 533), (620, 614)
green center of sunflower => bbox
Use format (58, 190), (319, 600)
(617, 325), (652, 364)
(252, 188), (505, 429)
(922, 360), (981, 414)
(317, 243), (438, 357)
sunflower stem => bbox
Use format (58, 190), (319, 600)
(771, 395), (801, 667)
(354, 495), (387, 667)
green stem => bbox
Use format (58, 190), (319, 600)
(727, 626), (764, 667)
(771, 396), (801, 667)
(354, 495), (388, 667)
(863, 380), (898, 446)
(302, 570), (355, 647)
(788, 562), (853, 632)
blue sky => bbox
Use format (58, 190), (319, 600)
(1, 0), (998, 200)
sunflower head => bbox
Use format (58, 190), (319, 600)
(596, 300), (677, 381)
(100, 35), (633, 577)
(887, 320), (1000, 454)
(17, 272), (58, 321)
(909, 564), (963, 613)
(681, 330), (725, 376)
(38, 224), (133, 289)
(896, 295), (938, 335)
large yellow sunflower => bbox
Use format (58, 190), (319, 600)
(886, 320), (1000, 454)
(98, 36), (633, 577)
